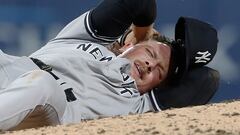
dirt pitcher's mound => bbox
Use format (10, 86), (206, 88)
(2, 100), (240, 135)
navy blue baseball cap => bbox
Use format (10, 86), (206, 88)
(166, 17), (218, 84)
(149, 17), (219, 111)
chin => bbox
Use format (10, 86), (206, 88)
(138, 88), (147, 95)
(138, 85), (153, 94)
(136, 85), (144, 93)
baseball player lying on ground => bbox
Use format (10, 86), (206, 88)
(0, 0), (219, 131)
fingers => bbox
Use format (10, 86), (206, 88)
(124, 24), (160, 44)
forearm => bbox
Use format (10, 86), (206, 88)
(90, 0), (157, 38)
(125, 24), (154, 44)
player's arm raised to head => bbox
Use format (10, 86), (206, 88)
(123, 24), (161, 45)
(90, 0), (156, 40)
(54, 0), (156, 44)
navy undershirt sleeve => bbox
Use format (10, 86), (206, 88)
(89, 0), (156, 38)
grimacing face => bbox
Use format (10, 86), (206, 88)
(119, 40), (171, 94)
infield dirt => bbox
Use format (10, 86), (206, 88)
(1, 100), (240, 135)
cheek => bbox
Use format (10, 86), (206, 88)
(144, 72), (160, 86)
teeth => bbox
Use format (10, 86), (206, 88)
(135, 63), (141, 78)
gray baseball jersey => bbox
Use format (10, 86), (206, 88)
(0, 11), (154, 130)
(31, 11), (154, 123)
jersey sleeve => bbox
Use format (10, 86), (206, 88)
(53, 0), (156, 45)
(90, 0), (156, 38)
(53, 11), (102, 43)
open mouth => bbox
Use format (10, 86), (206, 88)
(134, 62), (142, 79)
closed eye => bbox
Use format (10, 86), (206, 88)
(157, 68), (162, 80)
(145, 48), (154, 58)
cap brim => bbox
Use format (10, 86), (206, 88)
(149, 66), (220, 110)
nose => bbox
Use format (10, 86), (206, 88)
(145, 60), (158, 73)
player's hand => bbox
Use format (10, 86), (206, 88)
(124, 25), (160, 45)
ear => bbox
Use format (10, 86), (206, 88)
(119, 43), (134, 53)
